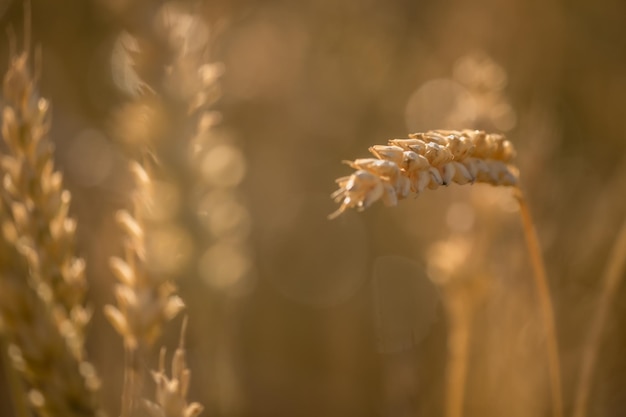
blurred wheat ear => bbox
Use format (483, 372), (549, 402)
(104, 158), (185, 417)
(329, 130), (562, 417)
(0, 26), (103, 417)
(103, 3), (215, 416)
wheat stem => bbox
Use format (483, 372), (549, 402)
(572, 218), (626, 417)
(120, 347), (133, 417)
(120, 344), (145, 417)
(515, 188), (563, 417)
(444, 304), (471, 417)
(0, 333), (31, 417)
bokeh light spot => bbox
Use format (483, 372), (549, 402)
(145, 223), (193, 275)
(199, 242), (254, 295)
(446, 201), (476, 233)
(66, 129), (113, 187)
(197, 191), (251, 240)
(261, 194), (368, 308)
(405, 78), (476, 132)
(200, 144), (247, 187)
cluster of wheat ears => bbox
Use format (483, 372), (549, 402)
(1, 6), (626, 417)
(0, 5), (204, 417)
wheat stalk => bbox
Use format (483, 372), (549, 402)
(0, 33), (103, 417)
(427, 235), (490, 417)
(329, 130), (562, 417)
(104, 5), (215, 415)
(514, 190), (563, 417)
(572, 218), (626, 417)
(106, 4), (247, 415)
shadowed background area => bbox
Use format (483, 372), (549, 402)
(1, 0), (626, 416)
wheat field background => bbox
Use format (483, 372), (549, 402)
(0, 0), (626, 416)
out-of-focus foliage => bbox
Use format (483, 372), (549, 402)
(1, 0), (626, 416)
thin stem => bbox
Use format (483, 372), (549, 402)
(0, 334), (31, 417)
(515, 188), (563, 417)
(121, 345), (144, 417)
(572, 218), (626, 417)
(120, 346), (134, 417)
(444, 302), (471, 417)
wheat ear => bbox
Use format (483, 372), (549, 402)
(328, 130), (518, 219)
(572, 218), (626, 417)
(0, 46), (92, 350)
(0, 40), (103, 417)
(105, 5), (216, 414)
(104, 158), (185, 417)
(330, 130), (562, 417)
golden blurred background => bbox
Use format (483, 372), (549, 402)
(1, 0), (626, 416)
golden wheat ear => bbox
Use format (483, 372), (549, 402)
(0, 19), (103, 417)
(329, 130), (518, 218)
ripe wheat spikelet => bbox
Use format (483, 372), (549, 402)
(329, 129), (519, 218)
(0, 50), (103, 417)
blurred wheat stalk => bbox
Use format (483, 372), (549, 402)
(0, 25), (103, 417)
(427, 235), (490, 417)
(330, 129), (562, 417)
(0, 3), (209, 416)
(104, 2), (223, 416)
(573, 218), (626, 417)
